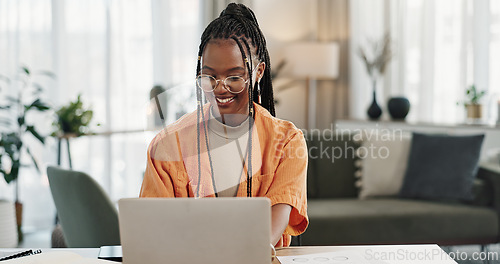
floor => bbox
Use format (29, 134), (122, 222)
(18, 229), (500, 264)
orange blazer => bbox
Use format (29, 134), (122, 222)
(140, 103), (308, 247)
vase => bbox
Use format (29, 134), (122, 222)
(388, 97), (410, 120)
(367, 83), (382, 120)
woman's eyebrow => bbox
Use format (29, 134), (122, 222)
(201, 65), (246, 72)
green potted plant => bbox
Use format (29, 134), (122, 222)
(52, 94), (94, 138)
(0, 66), (53, 242)
(460, 85), (486, 119)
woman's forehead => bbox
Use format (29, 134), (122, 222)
(201, 39), (249, 70)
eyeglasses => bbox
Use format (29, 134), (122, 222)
(196, 64), (260, 94)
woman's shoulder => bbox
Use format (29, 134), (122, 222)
(254, 103), (305, 141)
(149, 105), (206, 151)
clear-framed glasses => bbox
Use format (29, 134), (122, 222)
(196, 64), (260, 94)
(196, 75), (249, 94)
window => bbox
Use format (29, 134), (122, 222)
(0, 0), (201, 231)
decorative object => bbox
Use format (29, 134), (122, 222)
(51, 94), (94, 169)
(399, 133), (484, 201)
(367, 89), (382, 120)
(0, 66), (53, 242)
(358, 34), (392, 120)
(148, 85), (166, 128)
(387, 97), (410, 120)
(0, 200), (18, 247)
(284, 42), (339, 129)
(52, 94), (94, 137)
(458, 84), (486, 121)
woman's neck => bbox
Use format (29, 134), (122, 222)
(211, 107), (251, 127)
(218, 114), (247, 127)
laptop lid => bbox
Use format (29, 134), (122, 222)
(118, 197), (271, 264)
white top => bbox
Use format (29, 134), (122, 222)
(208, 108), (250, 197)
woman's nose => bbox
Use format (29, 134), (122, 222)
(213, 80), (229, 93)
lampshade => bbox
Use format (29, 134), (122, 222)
(284, 42), (339, 79)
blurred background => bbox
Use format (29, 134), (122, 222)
(0, 0), (499, 250)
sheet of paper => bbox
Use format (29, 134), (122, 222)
(277, 250), (372, 264)
(277, 245), (457, 264)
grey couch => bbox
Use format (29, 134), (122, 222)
(301, 132), (500, 246)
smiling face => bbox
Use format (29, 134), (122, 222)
(200, 39), (264, 126)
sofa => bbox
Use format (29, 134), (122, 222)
(300, 131), (500, 246)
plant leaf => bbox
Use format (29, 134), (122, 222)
(36, 70), (56, 79)
(21, 66), (30, 75)
(26, 99), (51, 112)
(26, 125), (45, 144)
(18, 117), (25, 126)
(26, 147), (40, 173)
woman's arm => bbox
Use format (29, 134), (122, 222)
(271, 203), (292, 246)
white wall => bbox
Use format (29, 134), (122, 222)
(253, 0), (317, 129)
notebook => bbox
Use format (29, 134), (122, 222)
(118, 197), (271, 264)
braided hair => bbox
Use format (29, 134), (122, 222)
(195, 3), (274, 198)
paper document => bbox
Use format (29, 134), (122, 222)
(277, 250), (371, 264)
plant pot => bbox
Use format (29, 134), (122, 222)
(15, 201), (23, 243)
(0, 200), (19, 247)
(465, 104), (482, 119)
(388, 97), (410, 120)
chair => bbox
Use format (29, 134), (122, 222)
(47, 166), (120, 248)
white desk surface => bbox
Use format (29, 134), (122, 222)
(2, 244), (456, 263)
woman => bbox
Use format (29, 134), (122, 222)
(140, 3), (308, 248)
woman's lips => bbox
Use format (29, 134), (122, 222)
(215, 96), (235, 105)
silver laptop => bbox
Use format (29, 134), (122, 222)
(118, 197), (271, 264)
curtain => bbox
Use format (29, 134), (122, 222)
(0, 0), (202, 230)
(349, 0), (500, 124)
(317, 0), (350, 129)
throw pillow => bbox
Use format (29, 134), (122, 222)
(356, 131), (412, 199)
(399, 133), (485, 201)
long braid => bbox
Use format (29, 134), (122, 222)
(196, 40), (210, 198)
(230, 36), (254, 197)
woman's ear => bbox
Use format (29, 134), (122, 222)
(257, 62), (266, 81)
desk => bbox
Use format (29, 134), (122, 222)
(2, 245), (457, 263)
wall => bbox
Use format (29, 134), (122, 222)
(253, 0), (350, 130)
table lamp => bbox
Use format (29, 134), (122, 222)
(284, 42), (339, 129)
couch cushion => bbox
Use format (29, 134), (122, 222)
(302, 199), (498, 246)
(357, 132), (412, 199)
(305, 132), (359, 199)
(399, 133), (484, 201)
